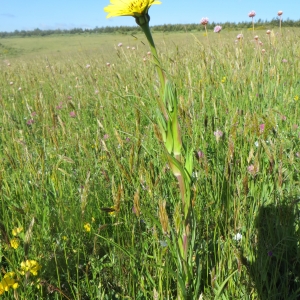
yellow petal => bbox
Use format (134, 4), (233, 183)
(12, 282), (19, 289)
(104, 0), (161, 18)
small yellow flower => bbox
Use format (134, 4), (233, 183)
(91, 217), (95, 223)
(1, 280), (10, 292)
(0, 272), (19, 294)
(12, 282), (19, 289)
(294, 95), (299, 101)
(104, 0), (161, 19)
(10, 238), (19, 250)
(84, 223), (91, 232)
(62, 236), (68, 241)
(4, 274), (18, 290)
(20, 260), (41, 276)
(221, 76), (226, 83)
(12, 227), (23, 236)
(109, 209), (116, 216)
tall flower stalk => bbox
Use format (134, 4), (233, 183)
(200, 17), (209, 40)
(278, 11), (283, 34)
(104, 1), (195, 297)
(136, 15), (167, 108)
(248, 10), (256, 33)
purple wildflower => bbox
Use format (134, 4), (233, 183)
(26, 119), (34, 125)
(259, 124), (265, 133)
(248, 10), (256, 18)
(200, 17), (209, 26)
(214, 25), (222, 33)
(214, 130), (224, 142)
(56, 102), (63, 110)
(197, 150), (204, 159)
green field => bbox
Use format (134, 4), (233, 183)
(0, 31), (201, 59)
(0, 27), (300, 299)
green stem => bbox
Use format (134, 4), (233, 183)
(279, 17), (282, 34)
(139, 21), (165, 91)
(138, 13), (193, 293)
(139, 19), (167, 118)
(205, 25), (209, 42)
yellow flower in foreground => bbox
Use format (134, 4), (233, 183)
(104, 0), (161, 18)
(0, 272), (19, 295)
(0, 283), (4, 295)
(20, 260), (41, 276)
(84, 223), (91, 232)
(10, 238), (19, 250)
(294, 95), (299, 101)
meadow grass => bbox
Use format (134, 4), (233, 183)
(0, 27), (300, 299)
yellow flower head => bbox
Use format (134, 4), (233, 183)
(10, 238), (19, 250)
(0, 272), (19, 294)
(294, 95), (299, 101)
(104, 0), (161, 18)
(20, 260), (41, 276)
(84, 223), (91, 232)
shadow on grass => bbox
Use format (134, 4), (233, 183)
(250, 201), (300, 299)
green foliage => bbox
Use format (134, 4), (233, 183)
(0, 29), (300, 299)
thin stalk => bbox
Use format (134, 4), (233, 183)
(205, 25), (209, 43)
(139, 20), (167, 118)
(279, 16), (282, 34)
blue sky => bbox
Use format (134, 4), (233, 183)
(0, 0), (298, 32)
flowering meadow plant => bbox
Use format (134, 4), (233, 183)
(248, 10), (256, 31)
(0, 3), (299, 300)
(248, 10), (256, 18)
(200, 17), (209, 38)
(104, 1), (195, 297)
(214, 25), (222, 33)
(200, 17), (209, 26)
